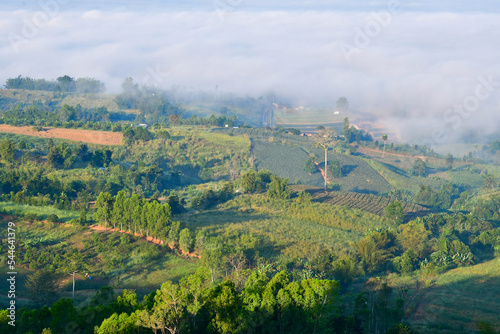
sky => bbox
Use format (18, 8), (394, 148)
(1, 0), (499, 148)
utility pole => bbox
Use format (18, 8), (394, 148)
(68, 271), (78, 300)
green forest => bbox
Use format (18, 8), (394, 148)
(0, 77), (499, 334)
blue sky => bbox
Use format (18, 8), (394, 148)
(5, 1), (500, 12)
(1, 0), (499, 145)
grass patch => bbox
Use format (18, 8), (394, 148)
(0, 202), (79, 222)
(196, 130), (251, 151)
(364, 157), (449, 193)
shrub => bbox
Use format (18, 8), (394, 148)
(267, 176), (290, 200)
(24, 213), (39, 222)
(47, 214), (59, 223)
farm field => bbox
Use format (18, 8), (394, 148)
(177, 194), (392, 258)
(363, 157), (451, 193)
(311, 190), (432, 220)
(213, 127), (394, 193)
(253, 139), (393, 193)
(0, 124), (122, 145)
(273, 107), (347, 133)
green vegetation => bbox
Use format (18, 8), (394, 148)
(1, 78), (500, 332)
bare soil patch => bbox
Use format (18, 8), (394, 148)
(0, 125), (122, 145)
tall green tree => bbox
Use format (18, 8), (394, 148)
(95, 192), (114, 230)
(179, 228), (193, 254)
(343, 117), (350, 138)
(139, 281), (188, 334)
(382, 134), (388, 157)
(112, 190), (126, 231)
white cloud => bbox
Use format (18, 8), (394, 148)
(0, 4), (499, 145)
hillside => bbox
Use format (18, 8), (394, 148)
(0, 88), (120, 111)
(0, 90), (499, 333)
(0, 217), (198, 309)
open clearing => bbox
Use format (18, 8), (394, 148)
(0, 124), (122, 145)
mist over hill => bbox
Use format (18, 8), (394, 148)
(2, 0), (500, 147)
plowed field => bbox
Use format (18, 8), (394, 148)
(0, 125), (122, 145)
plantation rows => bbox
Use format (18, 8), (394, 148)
(314, 191), (431, 219)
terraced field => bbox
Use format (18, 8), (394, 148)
(312, 191), (432, 220)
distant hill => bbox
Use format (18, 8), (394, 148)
(0, 88), (120, 111)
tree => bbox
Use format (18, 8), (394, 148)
(343, 117), (350, 138)
(382, 134), (388, 158)
(179, 228), (193, 254)
(314, 128), (337, 189)
(168, 193), (185, 214)
(267, 175), (290, 200)
(445, 153), (454, 170)
(61, 252), (87, 300)
(304, 154), (317, 174)
(0, 138), (15, 164)
(354, 231), (397, 273)
(483, 174), (497, 190)
(384, 201), (404, 224)
(168, 221), (181, 247)
(112, 191), (126, 231)
(56, 75), (76, 92)
(336, 97), (349, 112)
(139, 281), (188, 334)
(202, 245), (225, 283)
(241, 170), (258, 193)
(79, 208), (87, 225)
(328, 160), (342, 179)
(207, 280), (243, 334)
(95, 192), (113, 230)
(169, 114), (181, 127)
(397, 221), (431, 258)
(18, 139), (27, 150)
(411, 158), (427, 177)
(25, 270), (59, 307)
(75, 77), (106, 94)
(98, 312), (138, 334)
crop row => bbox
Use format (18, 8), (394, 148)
(313, 191), (431, 218)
